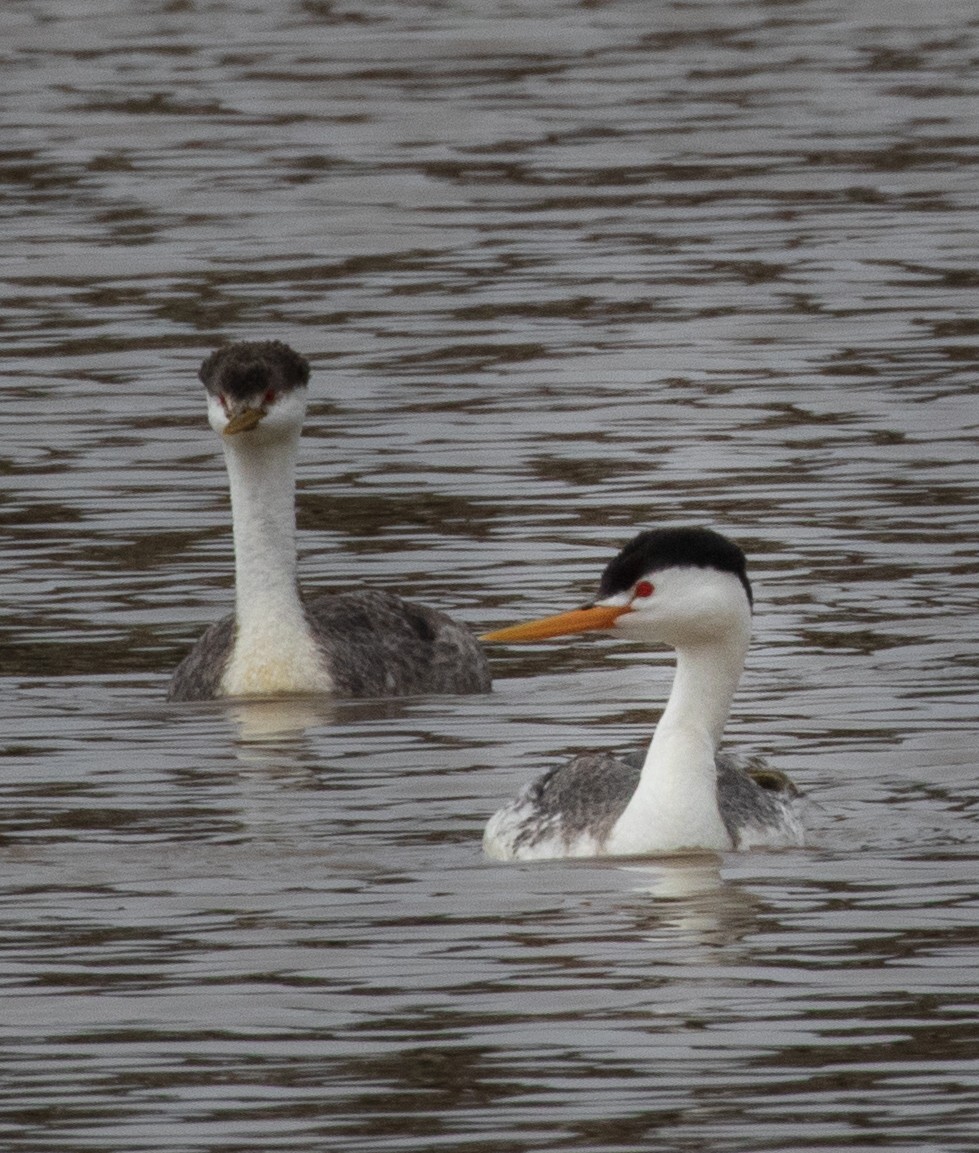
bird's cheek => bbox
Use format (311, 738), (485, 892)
(612, 609), (649, 638)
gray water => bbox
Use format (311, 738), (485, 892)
(1, 1), (977, 1150)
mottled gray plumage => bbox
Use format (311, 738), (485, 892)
(167, 616), (236, 702)
(168, 588), (490, 701)
(499, 747), (800, 857)
(169, 590), (493, 696)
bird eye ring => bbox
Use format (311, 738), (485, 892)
(634, 580), (654, 599)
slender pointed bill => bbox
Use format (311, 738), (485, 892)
(224, 407), (265, 435)
(481, 603), (629, 643)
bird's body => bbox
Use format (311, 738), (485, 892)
(482, 527), (804, 861)
(169, 588), (489, 701)
(167, 341), (490, 702)
(484, 748), (802, 861)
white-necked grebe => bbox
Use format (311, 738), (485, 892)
(168, 341), (490, 701)
(482, 527), (803, 860)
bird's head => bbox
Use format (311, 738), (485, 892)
(199, 340), (310, 442)
(482, 526), (753, 650)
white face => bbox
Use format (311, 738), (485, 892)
(206, 385), (308, 441)
(602, 565), (752, 647)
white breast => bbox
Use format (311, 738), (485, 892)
(220, 615), (334, 697)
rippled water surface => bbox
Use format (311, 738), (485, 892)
(1, 1), (977, 1150)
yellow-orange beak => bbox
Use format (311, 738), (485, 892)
(223, 406), (265, 435)
(480, 603), (629, 643)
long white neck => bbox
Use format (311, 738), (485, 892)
(225, 432), (302, 625)
(607, 627), (748, 854)
(218, 427), (333, 695)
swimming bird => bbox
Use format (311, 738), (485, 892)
(167, 340), (490, 701)
(481, 526), (804, 860)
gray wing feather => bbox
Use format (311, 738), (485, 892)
(167, 614), (235, 701)
(502, 753), (640, 857)
(307, 589), (490, 697)
(715, 752), (800, 847)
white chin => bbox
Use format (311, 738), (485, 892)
(206, 398), (229, 435)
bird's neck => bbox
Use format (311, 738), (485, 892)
(219, 434), (332, 695)
(608, 631), (748, 854)
(224, 434), (302, 623)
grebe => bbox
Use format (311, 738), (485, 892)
(167, 341), (490, 701)
(481, 526), (804, 860)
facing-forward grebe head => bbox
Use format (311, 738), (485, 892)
(200, 340), (310, 441)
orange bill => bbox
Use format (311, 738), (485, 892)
(224, 407), (265, 435)
(480, 603), (628, 642)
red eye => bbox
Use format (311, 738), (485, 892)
(263, 388), (277, 406)
(634, 580), (654, 599)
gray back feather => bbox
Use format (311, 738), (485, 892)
(306, 588), (490, 697)
(167, 615), (235, 701)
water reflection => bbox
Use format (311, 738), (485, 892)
(621, 857), (765, 946)
(224, 695), (340, 742)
